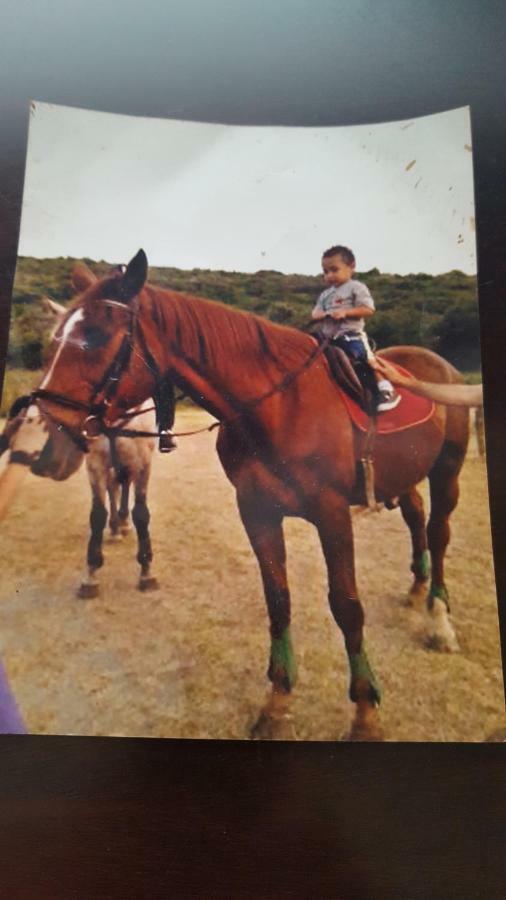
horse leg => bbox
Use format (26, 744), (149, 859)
(132, 467), (158, 592)
(425, 447), (463, 652)
(312, 488), (382, 741)
(107, 475), (122, 541)
(78, 481), (108, 599)
(118, 482), (131, 535)
(399, 488), (430, 607)
(238, 498), (297, 740)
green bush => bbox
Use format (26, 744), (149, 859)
(9, 257), (481, 374)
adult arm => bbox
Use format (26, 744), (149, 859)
(373, 357), (483, 407)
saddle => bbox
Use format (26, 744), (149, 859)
(312, 332), (435, 435)
(312, 334), (436, 509)
(308, 321), (376, 414)
(322, 343), (375, 414)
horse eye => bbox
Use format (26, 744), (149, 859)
(82, 325), (110, 351)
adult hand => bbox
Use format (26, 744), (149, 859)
(372, 356), (415, 388)
(373, 356), (483, 406)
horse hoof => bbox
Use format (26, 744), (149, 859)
(345, 720), (384, 742)
(484, 727), (506, 742)
(345, 702), (384, 742)
(138, 576), (159, 592)
(250, 711), (297, 741)
(107, 532), (123, 544)
(424, 632), (460, 653)
(120, 524), (131, 537)
(424, 597), (459, 652)
(77, 583), (100, 600)
(404, 581), (429, 608)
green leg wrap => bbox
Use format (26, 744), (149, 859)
(348, 644), (381, 705)
(411, 549), (431, 581)
(428, 582), (450, 612)
(268, 627), (298, 693)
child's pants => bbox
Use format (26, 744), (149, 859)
(332, 332), (378, 397)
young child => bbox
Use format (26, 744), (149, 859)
(311, 245), (400, 412)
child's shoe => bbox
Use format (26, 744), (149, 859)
(376, 380), (401, 413)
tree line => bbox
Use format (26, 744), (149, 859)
(8, 257), (481, 373)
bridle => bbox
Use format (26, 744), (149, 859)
(24, 300), (333, 453)
(31, 300), (141, 452)
(26, 297), (217, 452)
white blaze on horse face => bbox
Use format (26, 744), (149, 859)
(40, 308), (85, 389)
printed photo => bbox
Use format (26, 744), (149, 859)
(0, 102), (502, 741)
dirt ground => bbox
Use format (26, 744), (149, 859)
(0, 407), (504, 742)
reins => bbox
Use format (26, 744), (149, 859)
(203, 332), (332, 428)
(100, 332), (332, 441)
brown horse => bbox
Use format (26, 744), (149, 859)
(32, 250), (469, 741)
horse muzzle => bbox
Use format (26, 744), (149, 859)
(30, 434), (84, 481)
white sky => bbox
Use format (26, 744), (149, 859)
(18, 102), (476, 276)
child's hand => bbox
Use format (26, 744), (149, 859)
(331, 309), (347, 320)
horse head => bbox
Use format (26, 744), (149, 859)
(32, 250), (155, 476)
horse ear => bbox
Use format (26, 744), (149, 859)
(43, 296), (67, 319)
(117, 249), (148, 303)
(72, 263), (97, 292)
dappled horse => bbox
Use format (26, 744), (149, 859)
(0, 397), (160, 597)
(31, 251), (469, 740)
(79, 398), (159, 597)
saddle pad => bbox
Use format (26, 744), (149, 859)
(339, 363), (436, 435)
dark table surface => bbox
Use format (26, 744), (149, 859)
(0, 3), (504, 897)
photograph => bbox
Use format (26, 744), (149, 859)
(0, 100), (502, 742)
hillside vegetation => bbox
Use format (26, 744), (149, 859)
(8, 256), (480, 373)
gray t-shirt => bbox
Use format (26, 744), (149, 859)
(312, 279), (375, 336)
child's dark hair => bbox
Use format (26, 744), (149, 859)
(322, 245), (355, 266)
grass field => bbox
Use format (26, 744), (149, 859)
(0, 407), (503, 741)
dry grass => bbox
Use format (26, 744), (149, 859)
(0, 408), (503, 741)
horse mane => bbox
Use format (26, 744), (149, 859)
(144, 285), (316, 378)
(71, 267), (317, 386)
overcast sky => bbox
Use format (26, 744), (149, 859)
(18, 102), (476, 276)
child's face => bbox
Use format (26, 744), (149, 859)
(322, 254), (355, 286)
